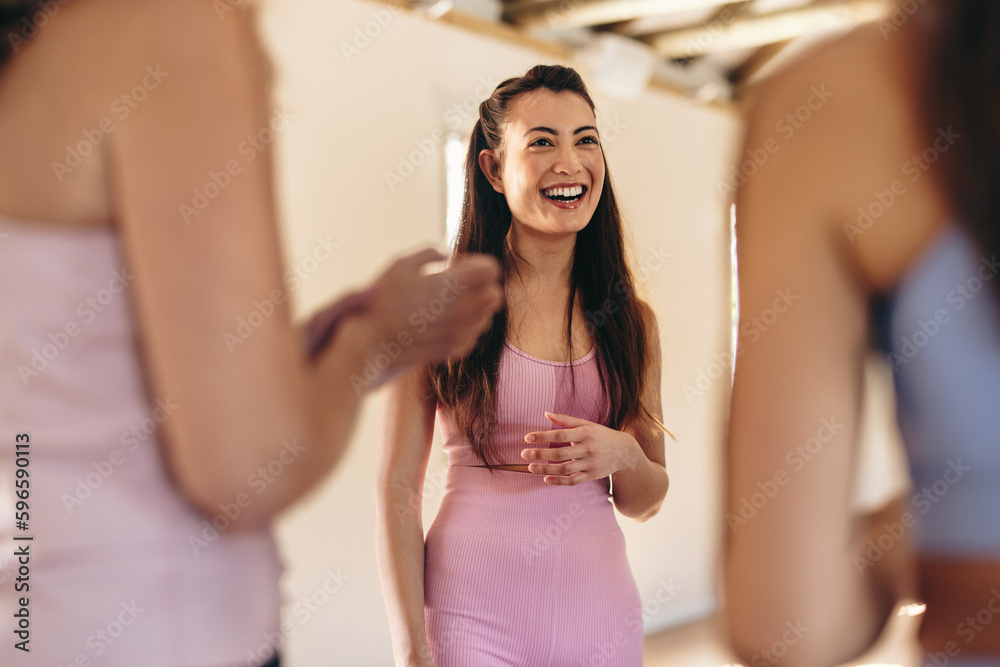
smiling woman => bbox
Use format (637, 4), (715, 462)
(477, 88), (604, 232)
(724, 2), (1000, 666)
(376, 65), (670, 667)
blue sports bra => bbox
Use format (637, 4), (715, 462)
(872, 224), (1000, 557)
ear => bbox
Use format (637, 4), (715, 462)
(478, 149), (505, 194)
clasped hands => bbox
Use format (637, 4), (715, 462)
(520, 411), (642, 485)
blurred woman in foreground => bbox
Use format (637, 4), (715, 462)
(726, 1), (1000, 665)
(0, 1), (500, 665)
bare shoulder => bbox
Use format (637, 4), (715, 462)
(0, 0), (271, 223)
(88, 0), (270, 84)
(635, 297), (656, 322)
(630, 297), (658, 337)
(634, 298), (661, 361)
(13, 0), (273, 107)
(742, 23), (908, 146)
(746, 22), (894, 101)
(739, 21), (949, 291)
(90, 0), (261, 35)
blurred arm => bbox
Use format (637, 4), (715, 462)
(723, 66), (896, 667)
(107, 1), (372, 528)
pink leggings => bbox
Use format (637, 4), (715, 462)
(424, 466), (643, 666)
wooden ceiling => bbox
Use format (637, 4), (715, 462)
(422, 0), (892, 103)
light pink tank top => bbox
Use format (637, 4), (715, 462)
(0, 216), (281, 666)
(437, 339), (611, 468)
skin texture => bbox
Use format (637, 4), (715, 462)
(377, 88), (668, 666)
(724, 17), (949, 667)
(0, 0), (502, 528)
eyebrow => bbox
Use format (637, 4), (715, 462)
(523, 125), (599, 137)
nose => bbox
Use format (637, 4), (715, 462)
(552, 144), (583, 175)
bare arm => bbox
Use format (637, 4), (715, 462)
(108, 2), (346, 526)
(376, 369), (438, 666)
(107, 2), (500, 528)
(611, 303), (669, 521)
(723, 57), (897, 667)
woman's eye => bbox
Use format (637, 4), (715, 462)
(531, 137), (553, 147)
(580, 136), (599, 145)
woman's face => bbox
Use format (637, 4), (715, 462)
(479, 89), (605, 238)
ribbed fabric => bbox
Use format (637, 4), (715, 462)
(0, 216), (282, 667)
(427, 341), (642, 666)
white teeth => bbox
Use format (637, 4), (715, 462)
(544, 185), (584, 198)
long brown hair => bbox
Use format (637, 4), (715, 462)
(922, 0), (1000, 293)
(425, 64), (663, 468)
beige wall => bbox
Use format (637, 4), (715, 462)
(258, 1), (740, 663)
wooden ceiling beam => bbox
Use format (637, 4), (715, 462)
(503, 0), (732, 29)
(646, 0), (888, 58)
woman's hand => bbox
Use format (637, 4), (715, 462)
(306, 247), (503, 388)
(521, 412), (643, 485)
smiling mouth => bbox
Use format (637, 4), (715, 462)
(541, 184), (587, 203)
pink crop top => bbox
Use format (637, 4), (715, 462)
(436, 339), (611, 468)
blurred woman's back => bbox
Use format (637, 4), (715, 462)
(0, 1), (505, 664)
(725, 1), (1000, 665)
(0, 2), (288, 664)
